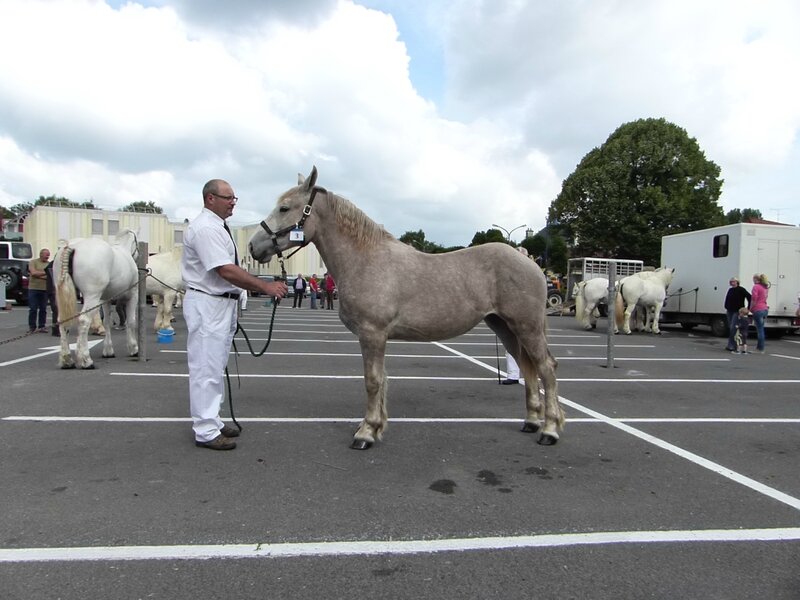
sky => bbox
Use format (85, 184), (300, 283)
(1, 0), (798, 247)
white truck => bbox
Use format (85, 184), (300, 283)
(660, 222), (800, 337)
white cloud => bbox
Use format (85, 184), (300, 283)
(1, 0), (798, 248)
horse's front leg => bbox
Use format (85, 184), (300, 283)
(100, 302), (116, 358)
(352, 335), (388, 450)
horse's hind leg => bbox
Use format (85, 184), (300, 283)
(101, 302), (116, 358)
(518, 349), (544, 434)
(76, 306), (96, 369)
(125, 293), (139, 357)
(352, 335), (389, 450)
(522, 340), (563, 445)
(58, 325), (75, 369)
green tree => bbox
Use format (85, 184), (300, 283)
(469, 228), (507, 246)
(725, 208), (762, 224)
(398, 229), (445, 253)
(0, 205), (15, 219)
(520, 228), (568, 275)
(548, 117), (724, 265)
(121, 200), (163, 214)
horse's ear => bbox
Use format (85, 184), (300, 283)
(302, 165), (318, 192)
(297, 173), (305, 186)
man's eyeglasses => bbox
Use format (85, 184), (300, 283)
(210, 192), (238, 203)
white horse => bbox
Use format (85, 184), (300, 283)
(573, 278), (612, 330)
(146, 246), (185, 332)
(615, 267), (675, 335)
(54, 231), (139, 369)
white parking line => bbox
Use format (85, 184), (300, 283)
(0, 340), (103, 367)
(2, 527), (798, 563)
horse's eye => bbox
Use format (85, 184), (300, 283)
(279, 206), (289, 213)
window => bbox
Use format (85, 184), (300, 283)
(91, 219), (104, 235)
(174, 230), (183, 244)
(713, 234), (729, 258)
(108, 220), (119, 236)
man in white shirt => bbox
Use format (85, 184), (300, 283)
(182, 179), (287, 450)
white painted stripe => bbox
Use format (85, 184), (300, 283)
(4, 416), (800, 425)
(559, 397), (800, 511)
(2, 528), (798, 563)
(771, 353), (800, 361)
(165, 350), (710, 362)
(229, 338), (655, 348)
(0, 340), (103, 367)
(107, 372), (800, 384)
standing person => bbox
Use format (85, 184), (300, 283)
(309, 273), (319, 309)
(28, 248), (50, 333)
(182, 178), (287, 451)
(749, 273), (769, 353)
(292, 273), (307, 308)
(734, 307), (751, 354)
(502, 354), (521, 385)
(723, 277), (750, 352)
(44, 259), (59, 335)
(324, 272), (336, 310)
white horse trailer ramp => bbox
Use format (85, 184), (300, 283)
(0, 304), (798, 599)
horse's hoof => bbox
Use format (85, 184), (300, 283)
(350, 439), (373, 450)
(130, 352), (139, 358)
(81, 364), (96, 370)
(60, 364), (76, 370)
(537, 433), (559, 446)
(521, 421), (541, 434)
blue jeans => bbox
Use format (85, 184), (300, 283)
(28, 289), (49, 330)
(726, 311), (739, 350)
(752, 309), (768, 351)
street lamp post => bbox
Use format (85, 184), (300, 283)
(491, 223), (527, 243)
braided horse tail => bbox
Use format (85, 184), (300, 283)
(55, 245), (78, 333)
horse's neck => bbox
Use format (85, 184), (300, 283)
(311, 201), (377, 280)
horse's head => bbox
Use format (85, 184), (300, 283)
(572, 281), (584, 296)
(249, 166), (321, 264)
(659, 266), (676, 288)
(114, 229), (139, 258)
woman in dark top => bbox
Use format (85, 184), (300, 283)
(724, 277), (750, 352)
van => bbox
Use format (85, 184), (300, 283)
(0, 240), (33, 304)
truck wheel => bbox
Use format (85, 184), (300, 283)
(0, 268), (19, 289)
(547, 292), (563, 309)
(709, 315), (729, 337)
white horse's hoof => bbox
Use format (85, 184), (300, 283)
(521, 421), (541, 434)
(537, 433), (559, 446)
(350, 439), (372, 450)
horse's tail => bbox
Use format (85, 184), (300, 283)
(615, 285), (625, 328)
(55, 246), (78, 332)
(574, 283), (585, 323)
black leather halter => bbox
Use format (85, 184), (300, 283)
(259, 185), (327, 260)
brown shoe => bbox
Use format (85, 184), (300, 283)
(195, 434), (236, 450)
(220, 424), (240, 438)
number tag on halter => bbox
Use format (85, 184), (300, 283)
(289, 228), (304, 242)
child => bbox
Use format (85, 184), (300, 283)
(734, 306), (750, 354)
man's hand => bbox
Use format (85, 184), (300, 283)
(262, 280), (288, 299)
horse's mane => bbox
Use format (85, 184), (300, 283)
(329, 193), (394, 249)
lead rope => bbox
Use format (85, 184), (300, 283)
(223, 259), (288, 433)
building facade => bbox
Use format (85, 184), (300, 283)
(22, 205), (326, 277)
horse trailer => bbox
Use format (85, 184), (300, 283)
(660, 223), (800, 337)
(566, 257), (644, 301)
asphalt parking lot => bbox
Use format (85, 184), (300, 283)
(1, 301), (798, 599)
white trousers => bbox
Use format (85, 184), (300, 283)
(184, 291), (238, 442)
(506, 352), (521, 380)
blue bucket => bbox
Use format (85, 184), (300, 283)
(157, 329), (175, 344)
